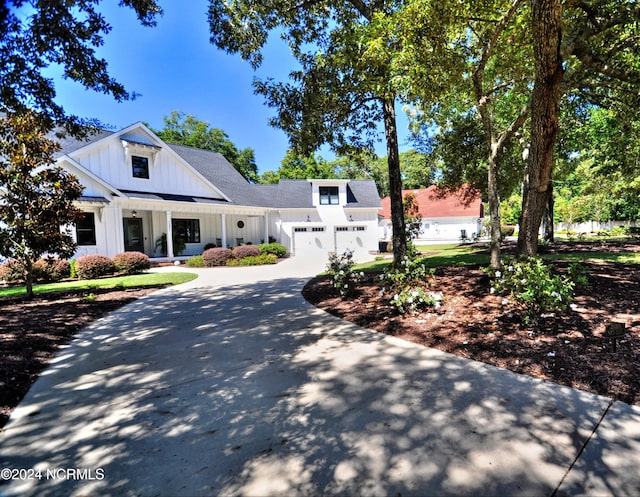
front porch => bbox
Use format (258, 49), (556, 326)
(123, 208), (273, 258)
(74, 199), (274, 260)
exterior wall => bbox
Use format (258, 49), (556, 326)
(71, 135), (220, 198)
(555, 220), (639, 233)
(71, 204), (123, 259)
(380, 216), (482, 242)
(418, 217), (482, 241)
(277, 207), (379, 261)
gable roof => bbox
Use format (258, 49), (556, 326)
(48, 123), (381, 210)
(168, 143), (269, 207)
(52, 129), (115, 158)
(379, 186), (483, 219)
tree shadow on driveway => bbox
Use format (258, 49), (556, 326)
(0, 277), (622, 497)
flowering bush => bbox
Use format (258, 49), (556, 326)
(326, 250), (364, 298)
(232, 245), (260, 259)
(113, 251), (150, 275)
(380, 255), (433, 291)
(203, 247), (233, 266)
(75, 254), (116, 280)
(485, 257), (575, 325)
(379, 252), (441, 315)
(389, 287), (443, 315)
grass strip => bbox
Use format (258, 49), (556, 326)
(0, 272), (198, 298)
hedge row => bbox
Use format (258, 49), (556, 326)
(0, 251), (151, 284)
(199, 242), (286, 267)
(0, 257), (71, 284)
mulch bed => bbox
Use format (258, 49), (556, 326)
(0, 287), (159, 429)
(303, 242), (640, 406)
(1, 242), (639, 433)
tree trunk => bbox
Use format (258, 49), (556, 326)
(518, 0), (563, 257)
(542, 181), (554, 243)
(488, 152), (502, 268)
(24, 256), (34, 300)
(383, 96), (407, 265)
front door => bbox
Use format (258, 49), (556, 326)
(123, 218), (144, 253)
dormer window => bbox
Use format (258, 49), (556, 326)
(319, 186), (339, 205)
(132, 155), (149, 179)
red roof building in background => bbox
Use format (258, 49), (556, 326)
(379, 185), (484, 241)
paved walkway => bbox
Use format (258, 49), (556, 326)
(1, 256), (639, 497)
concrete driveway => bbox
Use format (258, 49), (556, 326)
(1, 256), (639, 496)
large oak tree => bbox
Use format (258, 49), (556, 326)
(208, 0), (461, 264)
(1, 0), (162, 134)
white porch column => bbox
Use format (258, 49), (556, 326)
(166, 210), (174, 258)
(264, 211), (269, 243)
(221, 213), (227, 248)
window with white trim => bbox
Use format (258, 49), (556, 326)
(319, 186), (339, 205)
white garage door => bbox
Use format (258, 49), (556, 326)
(335, 226), (367, 256)
(293, 227), (330, 257)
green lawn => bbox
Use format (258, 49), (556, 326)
(0, 272), (198, 298)
(353, 242), (640, 272)
(354, 243), (490, 272)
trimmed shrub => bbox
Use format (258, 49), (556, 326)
(203, 247), (232, 267)
(500, 225), (516, 238)
(75, 254), (116, 280)
(227, 253), (277, 266)
(34, 257), (71, 282)
(232, 245), (260, 259)
(113, 251), (150, 275)
(186, 255), (205, 267)
(258, 242), (287, 258)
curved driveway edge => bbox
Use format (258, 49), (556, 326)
(1, 257), (639, 496)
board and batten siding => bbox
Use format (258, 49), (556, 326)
(70, 140), (220, 199)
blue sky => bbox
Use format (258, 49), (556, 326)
(49, 1), (411, 174)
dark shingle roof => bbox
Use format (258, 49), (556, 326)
(51, 127), (381, 210)
(51, 129), (114, 158)
(345, 181), (382, 208)
(254, 180), (314, 208)
(167, 143), (271, 207)
(119, 189), (228, 204)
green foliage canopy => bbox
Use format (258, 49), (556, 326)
(0, 0), (162, 134)
(153, 111), (259, 183)
(0, 111), (84, 298)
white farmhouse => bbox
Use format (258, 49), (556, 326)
(54, 122), (381, 261)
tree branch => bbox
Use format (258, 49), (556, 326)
(496, 102), (530, 151)
(346, 0), (372, 20)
